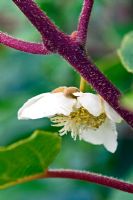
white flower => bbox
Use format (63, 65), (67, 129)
(18, 87), (122, 153)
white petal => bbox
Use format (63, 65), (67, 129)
(75, 93), (103, 116)
(73, 92), (83, 97)
(103, 100), (122, 123)
(79, 119), (118, 153)
(102, 120), (118, 153)
(79, 128), (103, 145)
(18, 92), (76, 120)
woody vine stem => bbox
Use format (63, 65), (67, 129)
(0, 0), (133, 193)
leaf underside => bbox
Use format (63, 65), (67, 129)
(0, 130), (61, 189)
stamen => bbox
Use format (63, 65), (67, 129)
(50, 107), (106, 139)
(69, 107), (106, 128)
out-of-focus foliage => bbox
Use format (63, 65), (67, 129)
(0, 131), (61, 189)
(0, 0), (133, 200)
(118, 31), (133, 73)
(121, 91), (133, 111)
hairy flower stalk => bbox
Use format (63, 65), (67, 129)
(0, 32), (50, 55)
(45, 169), (133, 194)
(8, 0), (132, 127)
(77, 0), (94, 45)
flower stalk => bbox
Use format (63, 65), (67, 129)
(43, 169), (133, 193)
(77, 0), (94, 45)
(79, 77), (86, 92)
(0, 32), (50, 54)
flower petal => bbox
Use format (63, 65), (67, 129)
(75, 93), (103, 116)
(102, 120), (118, 153)
(18, 93), (76, 120)
(103, 100), (122, 123)
(79, 119), (118, 153)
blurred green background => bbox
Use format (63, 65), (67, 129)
(0, 0), (133, 199)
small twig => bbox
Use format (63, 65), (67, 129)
(0, 32), (50, 55)
(43, 169), (133, 194)
(77, 0), (94, 45)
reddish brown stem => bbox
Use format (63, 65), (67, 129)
(77, 0), (94, 45)
(45, 169), (133, 193)
(0, 32), (50, 55)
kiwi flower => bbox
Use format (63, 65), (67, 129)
(18, 87), (122, 153)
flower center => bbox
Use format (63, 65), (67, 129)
(51, 107), (106, 131)
(69, 107), (106, 128)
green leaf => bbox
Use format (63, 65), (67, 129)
(0, 130), (61, 189)
(121, 91), (133, 111)
(118, 31), (133, 73)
